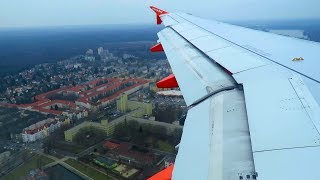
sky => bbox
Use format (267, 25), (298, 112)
(0, 0), (320, 28)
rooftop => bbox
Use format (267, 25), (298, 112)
(1, 77), (149, 115)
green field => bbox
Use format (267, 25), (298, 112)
(2, 154), (54, 180)
(157, 140), (175, 153)
(52, 141), (84, 154)
(65, 159), (113, 180)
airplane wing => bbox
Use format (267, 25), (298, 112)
(149, 6), (320, 180)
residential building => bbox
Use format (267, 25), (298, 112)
(22, 118), (70, 142)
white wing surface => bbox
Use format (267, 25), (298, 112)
(149, 6), (320, 180)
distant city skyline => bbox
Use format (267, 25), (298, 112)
(0, 0), (320, 28)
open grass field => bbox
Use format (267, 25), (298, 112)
(2, 154), (54, 180)
(114, 164), (139, 178)
(65, 159), (113, 180)
(52, 141), (84, 154)
(157, 140), (175, 153)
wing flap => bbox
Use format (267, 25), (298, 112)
(173, 89), (256, 180)
(233, 65), (320, 152)
(254, 146), (320, 179)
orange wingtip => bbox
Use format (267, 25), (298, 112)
(148, 164), (174, 180)
(150, 6), (168, 15)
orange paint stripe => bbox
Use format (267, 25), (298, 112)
(148, 164), (174, 180)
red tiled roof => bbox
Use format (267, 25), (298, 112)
(31, 100), (51, 107)
(33, 106), (62, 115)
(40, 100), (77, 109)
(34, 86), (70, 101)
(24, 119), (59, 134)
(0, 103), (18, 108)
(67, 85), (87, 93)
(2, 78), (149, 115)
(100, 79), (149, 103)
(103, 141), (121, 150)
(88, 77), (111, 87)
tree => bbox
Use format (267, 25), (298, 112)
(171, 128), (183, 144)
(128, 120), (139, 133)
(154, 104), (177, 124)
(74, 127), (107, 147)
(94, 67), (99, 74)
(46, 75), (51, 82)
(150, 125), (167, 139)
(149, 90), (156, 99)
(113, 123), (128, 138)
(43, 138), (53, 153)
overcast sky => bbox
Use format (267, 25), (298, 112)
(0, 0), (319, 28)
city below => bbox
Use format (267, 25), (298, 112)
(0, 44), (187, 180)
(0, 15), (319, 180)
